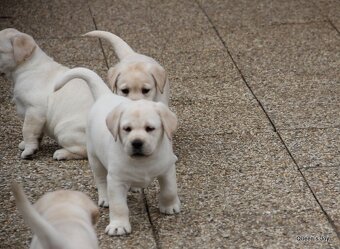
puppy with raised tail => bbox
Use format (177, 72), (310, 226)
(54, 67), (180, 236)
(0, 28), (93, 160)
(84, 30), (170, 105)
(11, 182), (99, 249)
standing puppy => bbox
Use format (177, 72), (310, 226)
(0, 28), (93, 160)
(54, 67), (180, 236)
(11, 182), (99, 249)
(84, 30), (169, 105)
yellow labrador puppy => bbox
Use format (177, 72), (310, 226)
(54, 67), (180, 236)
(0, 28), (93, 160)
(11, 182), (99, 249)
(84, 30), (169, 105)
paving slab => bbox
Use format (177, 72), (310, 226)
(158, 50), (235, 80)
(36, 38), (109, 79)
(200, 0), (325, 33)
(222, 22), (339, 77)
(243, 72), (340, 129)
(145, 132), (339, 248)
(302, 167), (340, 233)
(280, 128), (340, 168)
(147, 209), (339, 249)
(172, 131), (293, 173)
(220, 22), (339, 130)
(37, 38), (104, 63)
(95, 29), (223, 68)
(89, 0), (222, 64)
(312, 0), (340, 32)
(0, 0), (95, 38)
(171, 92), (272, 135)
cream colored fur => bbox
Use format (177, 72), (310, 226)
(11, 182), (99, 249)
(54, 67), (180, 236)
(84, 30), (170, 105)
(0, 28), (93, 160)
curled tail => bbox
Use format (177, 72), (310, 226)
(11, 182), (65, 249)
(54, 67), (111, 100)
(84, 30), (135, 60)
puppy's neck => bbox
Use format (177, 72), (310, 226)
(11, 46), (53, 80)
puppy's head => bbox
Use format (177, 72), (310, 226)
(106, 100), (177, 158)
(108, 62), (167, 101)
(0, 28), (37, 75)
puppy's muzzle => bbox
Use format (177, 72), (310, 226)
(131, 139), (145, 157)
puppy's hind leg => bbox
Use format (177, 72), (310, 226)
(21, 110), (46, 159)
(88, 153), (109, 207)
(53, 148), (86, 160)
(53, 132), (87, 160)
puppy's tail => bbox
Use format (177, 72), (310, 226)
(11, 182), (66, 249)
(54, 67), (111, 100)
(84, 30), (135, 60)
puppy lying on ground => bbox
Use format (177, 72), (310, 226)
(0, 28), (93, 160)
(84, 30), (169, 105)
(54, 67), (180, 236)
(11, 182), (99, 249)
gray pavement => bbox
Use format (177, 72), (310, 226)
(0, 0), (339, 248)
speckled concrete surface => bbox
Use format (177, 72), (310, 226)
(1, 0), (339, 248)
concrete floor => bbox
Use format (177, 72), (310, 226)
(0, 0), (339, 248)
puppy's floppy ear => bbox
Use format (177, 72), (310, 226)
(76, 192), (100, 225)
(150, 65), (167, 94)
(107, 67), (120, 93)
(90, 206), (100, 225)
(106, 103), (125, 141)
(11, 33), (36, 64)
(156, 102), (177, 140)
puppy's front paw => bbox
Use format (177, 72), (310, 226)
(159, 197), (181, 215)
(105, 221), (131, 236)
(18, 141), (25, 151)
(130, 187), (142, 193)
(98, 196), (109, 208)
(21, 146), (38, 159)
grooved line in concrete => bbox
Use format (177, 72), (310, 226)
(195, 0), (340, 241)
(276, 132), (340, 239)
(143, 191), (162, 249)
(304, 164), (340, 170)
(279, 126), (340, 131)
(311, 1), (340, 35)
(194, 2), (277, 133)
(87, 2), (110, 70)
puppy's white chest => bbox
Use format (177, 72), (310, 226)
(112, 160), (171, 188)
(130, 174), (153, 188)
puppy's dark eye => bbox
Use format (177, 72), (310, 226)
(121, 89), (129, 94)
(142, 88), (150, 94)
(123, 127), (132, 132)
(145, 126), (155, 132)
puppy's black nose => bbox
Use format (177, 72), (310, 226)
(132, 139), (143, 149)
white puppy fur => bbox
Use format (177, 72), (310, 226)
(84, 30), (170, 105)
(54, 67), (180, 236)
(0, 28), (93, 160)
(11, 182), (99, 249)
